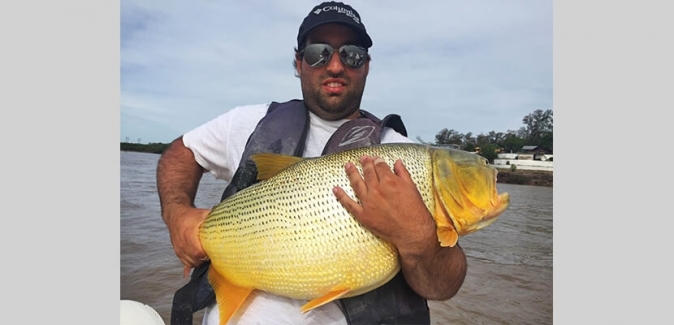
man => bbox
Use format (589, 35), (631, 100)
(157, 2), (467, 324)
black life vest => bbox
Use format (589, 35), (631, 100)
(171, 99), (430, 325)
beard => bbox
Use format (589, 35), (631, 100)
(300, 74), (367, 121)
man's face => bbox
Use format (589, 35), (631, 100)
(296, 23), (370, 121)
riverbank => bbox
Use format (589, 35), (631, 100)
(120, 146), (553, 187)
(496, 169), (553, 187)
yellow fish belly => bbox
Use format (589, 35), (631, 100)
(200, 145), (437, 298)
(198, 143), (508, 324)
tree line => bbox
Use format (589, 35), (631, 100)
(416, 109), (553, 163)
(120, 142), (169, 154)
(121, 109), (553, 162)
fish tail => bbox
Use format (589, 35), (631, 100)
(208, 265), (254, 324)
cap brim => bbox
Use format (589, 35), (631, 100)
(298, 21), (372, 48)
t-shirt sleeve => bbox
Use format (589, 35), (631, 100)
(381, 127), (415, 144)
(182, 104), (269, 181)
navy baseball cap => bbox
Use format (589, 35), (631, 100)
(297, 2), (373, 49)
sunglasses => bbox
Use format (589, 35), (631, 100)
(301, 43), (368, 69)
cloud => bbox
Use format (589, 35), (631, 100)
(121, 0), (552, 144)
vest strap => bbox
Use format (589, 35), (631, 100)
(220, 100), (309, 201)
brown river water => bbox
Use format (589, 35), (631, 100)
(120, 151), (552, 324)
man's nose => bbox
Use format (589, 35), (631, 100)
(325, 51), (345, 74)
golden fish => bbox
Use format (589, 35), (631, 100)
(198, 143), (510, 324)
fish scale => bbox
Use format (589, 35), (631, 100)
(200, 144), (435, 300)
(198, 143), (510, 324)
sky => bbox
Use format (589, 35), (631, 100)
(7, 2), (674, 323)
(120, 1), (552, 144)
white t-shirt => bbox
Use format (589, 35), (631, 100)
(182, 103), (413, 325)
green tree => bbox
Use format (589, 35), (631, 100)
(516, 126), (528, 141)
(487, 131), (506, 148)
(434, 128), (464, 147)
(120, 142), (170, 154)
(479, 143), (498, 163)
(429, 108), (552, 154)
(475, 133), (491, 147)
(540, 131), (553, 153)
(462, 132), (475, 150)
(463, 142), (476, 152)
(502, 131), (525, 153)
(522, 109), (553, 147)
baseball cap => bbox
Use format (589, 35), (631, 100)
(297, 1), (373, 49)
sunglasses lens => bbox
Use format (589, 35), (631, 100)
(339, 45), (366, 68)
(303, 44), (367, 68)
(304, 44), (334, 67)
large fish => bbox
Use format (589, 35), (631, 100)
(199, 143), (510, 324)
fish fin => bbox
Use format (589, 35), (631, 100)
(250, 153), (305, 180)
(207, 264), (254, 325)
(437, 226), (459, 247)
(300, 286), (351, 313)
(433, 190), (460, 247)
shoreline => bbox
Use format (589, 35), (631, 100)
(121, 149), (553, 187)
(496, 169), (553, 187)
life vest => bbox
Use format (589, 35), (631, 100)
(171, 99), (430, 325)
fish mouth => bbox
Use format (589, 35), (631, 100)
(451, 191), (510, 236)
(487, 192), (510, 220)
(481, 169), (510, 223)
(431, 147), (511, 236)
(471, 192), (510, 232)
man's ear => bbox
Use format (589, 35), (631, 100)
(295, 57), (302, 75)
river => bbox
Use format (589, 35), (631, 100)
(120, 151), (552, 324)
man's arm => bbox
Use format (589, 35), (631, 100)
(156, 136), (211, 269)
(332, 155), (467, 299)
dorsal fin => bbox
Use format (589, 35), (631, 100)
(250, 153), (305, 180)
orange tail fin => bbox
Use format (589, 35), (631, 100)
(207, 265), (254, 324)
(300, 286), (350, 313)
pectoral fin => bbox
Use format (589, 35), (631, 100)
(433, 190), (460, 247)
(437, 225), (459, 247)
(300, 286), (351, 313)
(207, 265), (254, 325)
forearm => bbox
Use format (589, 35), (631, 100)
(399, 238), (467, 301)
(156, 136), (205, 223)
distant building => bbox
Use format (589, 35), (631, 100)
(520, 145), (550, 161)
(494, 146), (554, 171)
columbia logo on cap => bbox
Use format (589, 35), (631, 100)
(312, 5), (361, 24)
(297, 2), (373, 48)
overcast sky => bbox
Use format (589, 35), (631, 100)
(120, 1), (552, 144)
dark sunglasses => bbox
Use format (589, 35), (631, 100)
(301, 43), (368, 69)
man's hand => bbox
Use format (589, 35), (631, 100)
(165, 206), (211, 271)
(332, 155), (467, 300)
(332, 155), (436, 254)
